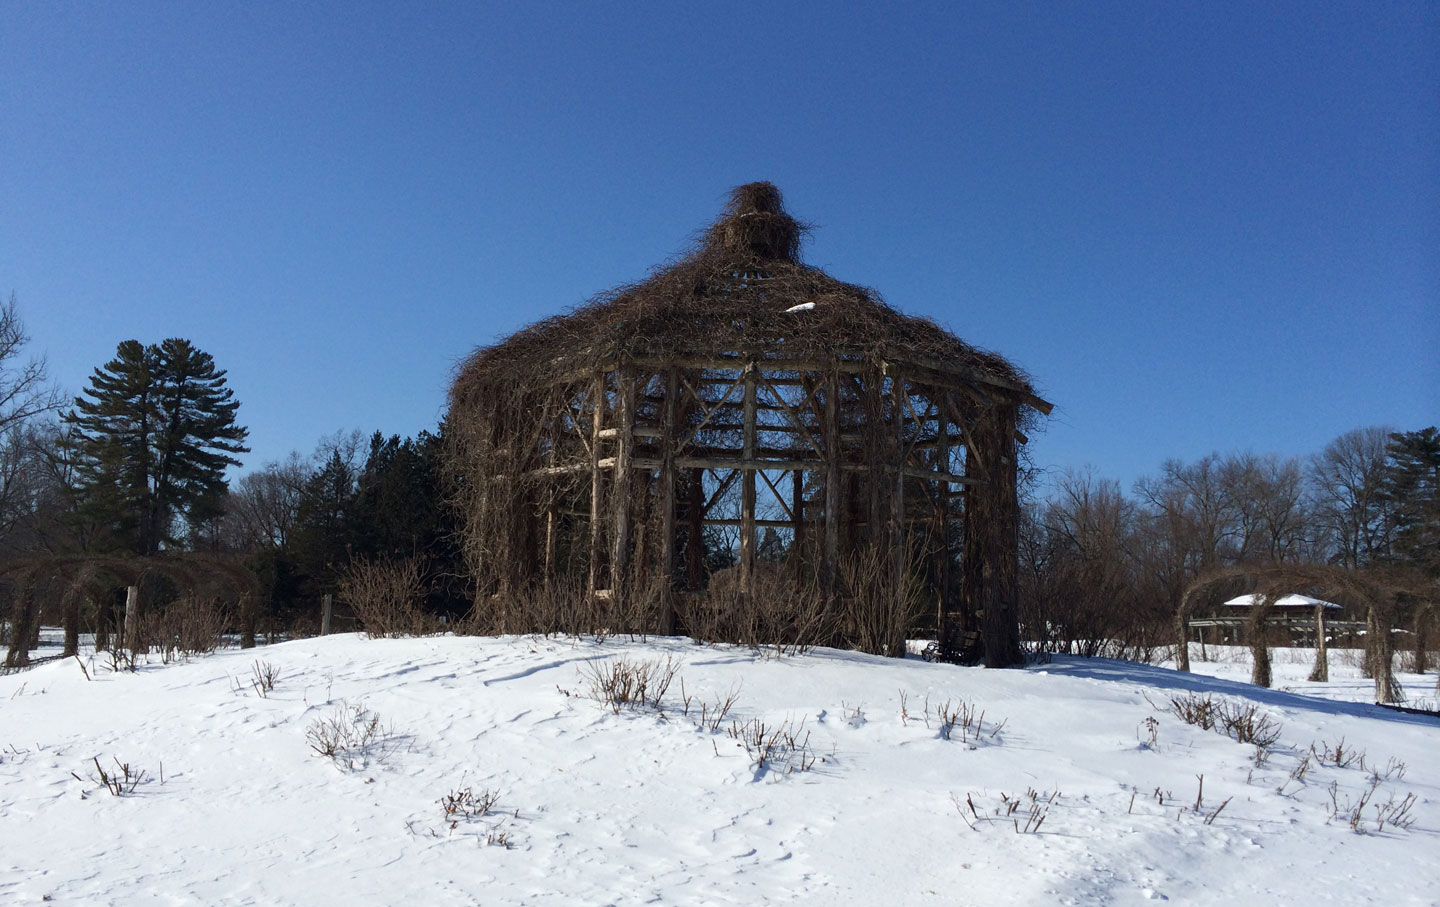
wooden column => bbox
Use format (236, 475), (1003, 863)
(62, 585), (83, 658)
(822, 370), (841, 603)
(964, 403), (1022, 667)
(543, 505), (558, 586)
(1308, 602), (1329, 682)
(686, 469), (705, 590)
(865, 371), (883, 547)
(123, 584), (141, 654)
(610, 367), (636, 595)
(890, 372), (907, 645)
(586, 374), (606, 595)
(660, 368), (678, 634)
(792, 465), (805, 590)
(934, 394), (951, 633)
(739, 364), (758, 595)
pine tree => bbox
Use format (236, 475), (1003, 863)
(1382, 427), (1440, 574)
(64, 338), (248, 555)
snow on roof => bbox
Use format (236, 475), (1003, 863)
(1223, 593), (1342, 610)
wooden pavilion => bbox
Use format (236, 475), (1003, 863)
(446, 183), (1050, 664)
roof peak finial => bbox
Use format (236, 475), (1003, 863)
(706, 181), (805, 262)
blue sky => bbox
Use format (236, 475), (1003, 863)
(2, 2), (1436, 491)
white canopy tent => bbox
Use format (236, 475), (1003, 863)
(1223, 593), (1342, 612)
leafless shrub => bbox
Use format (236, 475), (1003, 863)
(838, 543), (923, 658)
(1139, 716), (1160, 750)
(143, 597), (229, 663)
(71, 755), (148, 796)
(440, 785), (502, 828)
(954, 787), (1060, 833)
(1368, 757), (1406, 783)
(1202, 797), (1232, 825)
(1324, 779), (1416, 833)
(931, 698), (988, 743)
(104, 644), (137, 673)
(1310, 737), (1366, 771)
(1159, 691), (1221, 730)
(305, 702), (402, 771)
(249, 660), (280, 696)
(1220, 702), (1282, 747)
(678, 678), (741, 732)
(1275, 754), (1313, 797)
(725, 716), (817, 775)
(1372, 790), (1418, 832)
(340, 555), (437, 638)
(486, 827), (513, 848)
(1156, 692), (1281, 747)
(689, 564), (835, 655)
(574, 655), (679, 714)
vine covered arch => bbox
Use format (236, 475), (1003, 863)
(1175, 564), (1433, 703)
(1, 554), (260, 667)
(447, 183), (1051, 665)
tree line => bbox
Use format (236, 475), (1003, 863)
(1, 293), (1435, 654)
(0, 297), (464, 641)
(1020, 428), (1439, 658)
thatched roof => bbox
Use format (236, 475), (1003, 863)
(452, 182), (1044, 407)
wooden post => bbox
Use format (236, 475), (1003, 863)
(123, 584), (140, 654)
(240, 593), (257, 649)
(1412, 605), (1430, 676)
(686, 468), (704, 590)
(965, 404), (1022, 668)
(660, 368), (678, 634)
(1308, 603), (1328, 682)
(935, 394), (951, 633)
(792, 465), (805, 590)
(543, 505), (558, 587)
(321, 593), (333, 636)
(823, 370), (841, 604)
(610, 367), (635, 597)
(740, 364), (757, 596)
(891, 371), (907, 648)
(587, 373), (606, 596)
(865, 371), (883, 547)
(62, 587), (83, 658)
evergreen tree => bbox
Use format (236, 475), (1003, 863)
(289, 449), (360, 599)
(64, 338), (248, 555)
(1382, 427), (1440, 574)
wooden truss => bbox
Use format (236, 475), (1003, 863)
(473, 354), (1050, 665)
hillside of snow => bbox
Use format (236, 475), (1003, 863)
(2, 635), (1437, 905)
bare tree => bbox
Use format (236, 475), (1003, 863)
(1221, 452), (1310, 563)
(1309, 427), (1394, 567)
(0, 295), (61, 553)
(1135, 454), (1240, 571)
(223, 453), (311, 551)
(0, 294), (58, 435)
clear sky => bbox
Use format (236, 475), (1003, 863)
(3, 2), (1436, 491)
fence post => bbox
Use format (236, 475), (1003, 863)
(123, 585), (140, 654)
(321, 593), (333, 636)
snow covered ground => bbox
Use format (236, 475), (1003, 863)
(2, 634), (1437, 905)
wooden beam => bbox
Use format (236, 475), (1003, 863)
(512, 458), (976, 484)
(660, 368), (678, 634)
